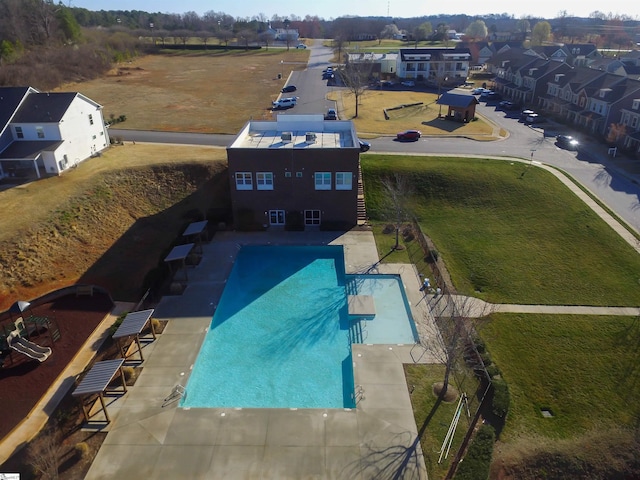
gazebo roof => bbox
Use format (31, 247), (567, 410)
(436, 93), (479, 108)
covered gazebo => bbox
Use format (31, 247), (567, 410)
(436, 92), (479, 122)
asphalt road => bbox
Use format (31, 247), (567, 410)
(109, 40), (640, 234)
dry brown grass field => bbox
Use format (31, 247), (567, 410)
(57, 50), (309, 134)
(334, 89), (494, 138)
(57, 50), (495, 138)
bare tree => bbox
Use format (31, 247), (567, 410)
(259, 31), (274, 50)
(284, 31), (297, 50)
(380, 173), (413, 250)
(27, 427), (60, 479)
(419, 295), (493, 398)
(238, 28), (255, 50)
(332, 33), (348, 64)
(155, 29), (169, 47)
(197, 30), (213, 48)
(174, 29), (191, 48)
(216, 29), (233, 48)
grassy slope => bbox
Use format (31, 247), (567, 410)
(480, 313), (640, 439)
(362, 155), (640, 306)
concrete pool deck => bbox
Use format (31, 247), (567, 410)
(85, 229), (438, 480)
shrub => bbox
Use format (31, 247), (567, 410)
(74, 441), (90, 460)
(454, 424), (496, 480)
(108, 312), (128, 336)
(151, 318), (161, 332)
(486, 364), (501, 378)
(122, 366), (135, 382)
(429, 248), (439, 261)
(491, 377), (510, 419)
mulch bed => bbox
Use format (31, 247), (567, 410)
(0, 292), (114, 442)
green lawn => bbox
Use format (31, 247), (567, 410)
(479, 313), (640, 440)
(405, 364), (470, 479)
(362, 155), (640, 306)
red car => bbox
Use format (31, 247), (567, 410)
(396, 130), (421, 141)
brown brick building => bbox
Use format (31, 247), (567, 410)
(227, 115), (362, 230)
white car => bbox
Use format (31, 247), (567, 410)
(272, 97), (298, 109)
(401, 80), (415, 87)
(296, 44), (307, 49)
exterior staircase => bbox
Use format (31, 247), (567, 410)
(357, 162), (368, 226)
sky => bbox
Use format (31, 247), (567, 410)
(68, 0), (636, 21)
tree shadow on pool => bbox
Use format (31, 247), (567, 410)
(258, 287), (350, 360)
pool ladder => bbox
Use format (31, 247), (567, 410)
(353, 384), (365, 404)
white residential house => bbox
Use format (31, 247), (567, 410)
(397, 48), (471, 84)
(0, 87), (109, 179)
(274, 28), (299, 42)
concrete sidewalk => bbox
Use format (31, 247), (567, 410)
(426, 294), (640, 319)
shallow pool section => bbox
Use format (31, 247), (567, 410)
(346, 275), (418, 344)
(182, 245), (354, 409)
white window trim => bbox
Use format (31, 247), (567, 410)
(256, 172), (274, 190)
(335, 172), (352, 190)
(315, 172), (331, 190)
(235, 172), (253, 190)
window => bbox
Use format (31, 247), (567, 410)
(315, 172), (331, 190)
(335, 172), (352, 190)
(633, 117), (638, 128)
(256, 172), (273, 190)
(284, 171), (292, 178)
(269, 210), (285, 225)
(88, 114), (94, 125)
(633, 99), (640, 110)
(36, 126), (44, 139)
(235, 172), (253, 190)
(304, 210), (321, 225)
(296, 172), (303, 178)
(14, 126), (23, 139)
(92, 135), (97, 140)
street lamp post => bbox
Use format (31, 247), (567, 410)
(280, 60), (284, 79)
(149, 22), (154, 45)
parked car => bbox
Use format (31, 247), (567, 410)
(322, 72), (335, 80)
(325, 108), (337, 120)
(520, 109), (535, 121)
(479, 90), (501, 101)
(396, 130), (421, 141)
(525, 113), (544, 124)
(281, 85), (297, 93)
(296, 44), (307, 49)
(472, 87), (490, 95)
(272, 97), (298, 109)
(401, 80), (415, 87)
(358, 140), (371, 152)
(380, 80), (396, 88)
(498, 100), (518, 110)
(556, 134), (580, 150)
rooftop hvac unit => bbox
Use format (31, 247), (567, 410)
(281, 132), (292, 142)
(305, 132), (316, 143)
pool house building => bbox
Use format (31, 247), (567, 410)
(226, 114), (362, 230)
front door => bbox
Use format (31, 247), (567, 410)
(269, 210), (285, 225)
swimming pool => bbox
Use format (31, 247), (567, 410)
(181, 245), (417, 409)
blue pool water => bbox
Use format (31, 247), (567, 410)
(181, 245), (417, 409)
